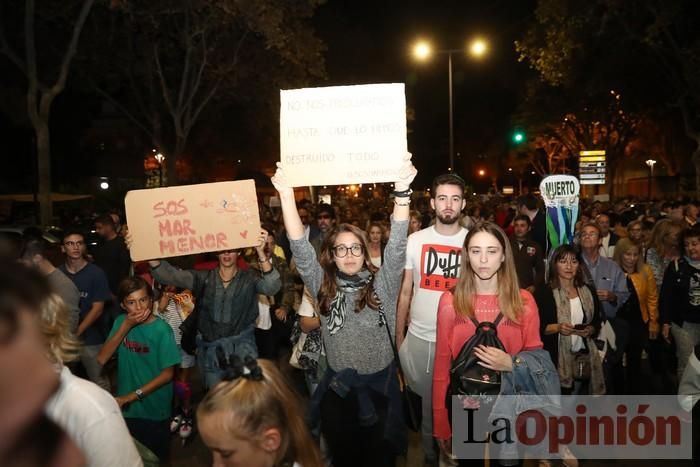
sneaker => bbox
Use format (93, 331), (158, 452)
(170, 413), (183, 433)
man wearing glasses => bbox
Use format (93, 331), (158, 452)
(59, 228), (112, 390)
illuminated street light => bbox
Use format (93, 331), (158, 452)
(411, 37), (490, 172)
(478, 169), (486, 177)
(155, 152), (165, 187)
(469, 38), (488, 58)
(413, 41), (431, 60)
(646, 159), (657, 199)
(99, 181), (109, 190)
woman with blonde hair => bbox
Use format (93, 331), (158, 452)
(40, 293), (142, 467)
(432, 221), (545, 465)
(612, 238), (658, 393)
(197, 357), (322, 467)
(646, 219), (684, 290)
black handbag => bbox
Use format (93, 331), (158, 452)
(377, 303), (422, 432)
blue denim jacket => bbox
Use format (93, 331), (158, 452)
(309, 362), (407, 454)
(490, 348), (561, 460)
(197, 326), (258, 389)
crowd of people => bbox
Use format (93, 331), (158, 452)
(4, 160), (700, 467)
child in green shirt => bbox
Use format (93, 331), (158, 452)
(98, 276), (181, 461)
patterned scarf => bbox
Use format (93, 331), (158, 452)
(553, 286), (606, 394)
(326, 269), (373, 335)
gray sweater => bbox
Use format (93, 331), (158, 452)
(291, 218), (408, 375)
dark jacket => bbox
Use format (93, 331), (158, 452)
(510, 237), (545, 290)
(659, 257), (700, 326)
(533, 283), (603, 366)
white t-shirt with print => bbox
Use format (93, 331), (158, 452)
(405, 225), (468, 342)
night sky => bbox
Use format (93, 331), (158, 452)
(0, 0), (537, 197)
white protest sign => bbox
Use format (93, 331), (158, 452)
(125, 180), (260, 261)
(280, 83), (407, 187)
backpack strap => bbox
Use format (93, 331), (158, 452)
(469, 311), (504, 328)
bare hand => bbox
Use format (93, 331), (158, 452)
(125, 231), (134, 250)
(394, 153), (418, 192)
(255, 229), (269, 258)
(271, 163), (294, 195)
(596, 289), (616, 302)
(125, 307), (151, 327)
(662, 323), (671, 341)
(575, 325), (594, 338)
(649, 325), (659, 340)
(274, 306), (288, 322)
(115, 394), (133, 409)
(474, 345), (513, 372)
(559, 322), (575, 336)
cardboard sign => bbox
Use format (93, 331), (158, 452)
(125, 180), (260, 261)
(280, 83), (407, 187)
(539, 175), (580, 251)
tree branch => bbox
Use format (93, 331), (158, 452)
(50, 0), (96, 98)
(91, 84), (155, 140)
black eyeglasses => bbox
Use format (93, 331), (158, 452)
(332, 244), (363, 258)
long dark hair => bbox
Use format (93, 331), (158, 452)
(317, 223), (379, 315)
(547, 244), (586, 289)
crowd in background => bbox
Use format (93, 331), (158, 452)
(3, 175), (700, 467)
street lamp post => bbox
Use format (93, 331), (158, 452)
(645, 159), (656, 200)
(155, 152), (165, 187)
(412, 38), (488, 172)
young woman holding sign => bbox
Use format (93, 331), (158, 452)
(271, 154), (417, 467)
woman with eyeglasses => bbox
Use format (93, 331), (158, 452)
(271, 155), (417, 467)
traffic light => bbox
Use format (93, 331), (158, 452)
(512, 130), (525, 144)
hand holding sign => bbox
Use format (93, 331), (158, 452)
(395, 152), (417, 192)
(270, 162), (294, 197)
(125, 180), (261, 261)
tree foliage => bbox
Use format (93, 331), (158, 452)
(515, 0), (700, 195)
(85, 0), (326, 184)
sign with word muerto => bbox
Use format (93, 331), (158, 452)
(125, 180), (260, 261)
(280, 83), (407, 187)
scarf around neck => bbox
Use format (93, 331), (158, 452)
(326, 269), (373, 335)
(553, 285), (605, 394)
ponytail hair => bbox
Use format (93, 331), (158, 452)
(197, 358), (322, 467)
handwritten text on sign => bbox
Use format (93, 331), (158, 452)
(280, 83), (407, 187)
(125, 180), (260, 261)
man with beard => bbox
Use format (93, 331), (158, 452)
(396, 173), (468, 466)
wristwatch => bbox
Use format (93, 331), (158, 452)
(135, 388), (144, 401)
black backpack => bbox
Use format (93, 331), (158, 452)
(447, 312), (505, 405)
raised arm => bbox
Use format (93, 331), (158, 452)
(376, 154), (416, 298)
(271, 162), (305, 241)
(271, 164), (322, 295)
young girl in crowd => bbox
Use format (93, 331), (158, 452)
(197, 357), (323, 467)
(432, 222), (545, 466)
(156, 284), (196, 441)
(366, 222), (385, 267)
(271, 155), (417, 467)
(97, 276), (181, 461)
